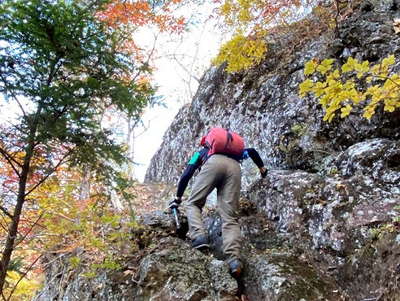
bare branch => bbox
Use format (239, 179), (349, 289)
(0, 73), (27, 118)
(132, 32), (159, 83)
(134, 118), (154, 139)
(172, 53), (201, 83)
(0, 215), (9, 232)
(0, 206), (12, 219)
(24, 149), (74, 197)
(0, 146), (21, 178)
(14, 212), (44, 248)
(5, 254), (43, 301)
(1, 186), (18, 198)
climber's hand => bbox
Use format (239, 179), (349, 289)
(168, 197), (182, 211)
(259, 167), (268, 178)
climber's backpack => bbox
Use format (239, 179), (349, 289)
(204, 127), (245, 158)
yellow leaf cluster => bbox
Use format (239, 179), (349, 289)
(304, 60), (317, 76)
(4, 271), (41, 301)
(218, 0), (268, 29)
(213, 0), (305, 72)
(299, 55), (400, 121)
(212, 33), (267, 73)
(28, 168), (140, 278)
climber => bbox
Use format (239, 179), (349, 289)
(169, 127), (267, 278)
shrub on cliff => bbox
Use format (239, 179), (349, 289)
(299, 55), (400, 121)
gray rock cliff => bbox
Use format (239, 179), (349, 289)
(35, 2), (400, 300)
(145, 0), (400, 189)
(142, 1), (400, 300)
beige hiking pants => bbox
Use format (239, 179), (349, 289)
(186, 154), (241, 259)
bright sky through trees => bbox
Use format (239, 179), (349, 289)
(124, 2), (224, 181)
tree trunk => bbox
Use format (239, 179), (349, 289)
(79, 166), (91, 201)
(0, 55), (59, 294)
(0, 144), (34, 295)
(127, 117), (136, 181)
(0, 100), (45, 295)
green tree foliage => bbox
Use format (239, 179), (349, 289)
(0, 0), (154, 295)
(299, 55), (400, 122)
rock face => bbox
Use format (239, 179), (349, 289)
(145, 0), (400, 189)
(34, 216), (238, 301)
(35, 2), (400, 301)
(242, 139), (400, 300)
(142, 1), (400, 300)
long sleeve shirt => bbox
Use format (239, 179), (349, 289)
(176, 148), (265, 198)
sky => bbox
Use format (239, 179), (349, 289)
(133, 5), (223, 182)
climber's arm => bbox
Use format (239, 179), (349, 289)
(176, 148), (208, 199)
(243, 148), (267, 178)
(176, 164), (197, 199)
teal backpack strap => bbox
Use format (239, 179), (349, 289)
(188, 152), (201, 165)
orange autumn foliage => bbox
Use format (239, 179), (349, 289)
(95, 0), (186, 84)
(97, 0), (186, 33)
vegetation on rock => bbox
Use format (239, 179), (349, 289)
(299, 55), (400, 121)
(212, 0), (356, 72)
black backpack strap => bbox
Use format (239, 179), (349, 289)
(225, 129), (233, 148)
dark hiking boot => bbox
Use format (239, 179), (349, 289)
(228, 258), (243, 278)
(191, 235), (209, 250)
